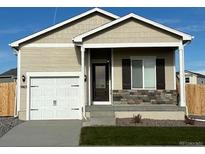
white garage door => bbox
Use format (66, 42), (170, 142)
(30, 77), (81, 120)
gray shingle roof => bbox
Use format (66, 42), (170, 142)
(0, 68), (17, 77)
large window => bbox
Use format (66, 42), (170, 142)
(131, 57), (156, 89)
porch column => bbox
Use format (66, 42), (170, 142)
(179, 44), (186, 107)
(81, 46), (86, 119)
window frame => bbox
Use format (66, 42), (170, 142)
(185, 77), (190, 83)
(131, 56), (156, 90)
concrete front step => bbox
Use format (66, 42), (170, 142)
(86, 105), (186, 112)
(83, 117), (116, 126)
(90, 111), (115, 118)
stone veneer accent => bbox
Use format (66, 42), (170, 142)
(113, 90), (177, 105)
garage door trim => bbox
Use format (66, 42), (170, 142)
(26, 72), (82, 120)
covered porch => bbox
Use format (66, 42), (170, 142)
(79, 43), (186, 120)
(73, 13), (191, 120)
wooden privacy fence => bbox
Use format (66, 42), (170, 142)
(0, 82), (16, 116)
(186, 84), (205, 116)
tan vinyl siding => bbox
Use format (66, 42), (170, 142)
(18, 12), (115, 120)
(113, 48), (175, 90)
(22, 13), (114, 45)
(84, 18), (181, 44)
(19, 47), (81, 120)
(21, 47), (81, 73)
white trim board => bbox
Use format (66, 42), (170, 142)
(88, 49), (91, 106)
(10, 8), (119, 48)
(173, 49), (176, 90)
(23, 43), (75, 48)
(93, 101), (111, 105)
(83, 42), (182, 48)
(16, 50), (21, 115)
(111, 48), (114, 104)
(26, 72), (81, 77)
(74, 13), (193, 43)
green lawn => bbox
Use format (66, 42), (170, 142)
(80, 127), (205, 146)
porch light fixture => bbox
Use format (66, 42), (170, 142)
(84, 75), (87, 82)
(22, 75), (26, 82)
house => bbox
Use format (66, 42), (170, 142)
(9, 8), (193, 121)
(177, 70), (205, 85)
(0, 68), (17, 83)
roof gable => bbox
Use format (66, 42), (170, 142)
(82, 18), (182, 44)
(0, 68), (17, 77)
(73, 13), (193, 43)
(10, 8), (119, 48)
(185, 70), (205, 78)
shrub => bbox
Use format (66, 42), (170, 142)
(133, 114), (142, 124)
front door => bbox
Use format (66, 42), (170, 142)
(92, 63), (109, 103)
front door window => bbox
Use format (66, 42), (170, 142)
(95, 66), (106, 88)
(92, 63), (109, 101)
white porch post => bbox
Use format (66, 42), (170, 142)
(179, 44), (186, 107)
(81, 46), (86, 119)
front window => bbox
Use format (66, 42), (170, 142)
(132, 60), (143, 88)
(132, 57), (156, 89)
(185, 77), (190, 83)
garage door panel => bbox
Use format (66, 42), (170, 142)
(41, 109), (55, 120)
(55, 109), (70, 119)
(30, 110), (42, 120)
(30, 77), (81, 120)
(71, 108), (82, 119)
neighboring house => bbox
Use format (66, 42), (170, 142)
(0, 68), (17, 83)
(9, 8), (193, 121)
(177, 70), (205, 85)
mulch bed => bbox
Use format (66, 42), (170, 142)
(0, 117), (24, 137)
(116, 118), (205, 127)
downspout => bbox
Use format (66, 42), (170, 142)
(80, 45), (87, 120)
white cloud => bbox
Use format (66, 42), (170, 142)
(189, 60), (205, 68)
(0, 24), (40, 35)
(0, 28), (25, 35)
(193, 70), (205, 75)
(186, 60), (205, 73)
(155, 18), (181, 25)
(177, 24), (205, 32)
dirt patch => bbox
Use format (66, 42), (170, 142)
(116, 118), (205, 127)
(0, 117), (24, 137)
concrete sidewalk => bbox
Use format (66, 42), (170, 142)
(0, 120), (82, 147)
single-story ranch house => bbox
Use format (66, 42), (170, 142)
(10, 8), (193, 121)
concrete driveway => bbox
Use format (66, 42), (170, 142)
(0, 120), (82, 147)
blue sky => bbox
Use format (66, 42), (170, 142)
(0, 7), (205, 74)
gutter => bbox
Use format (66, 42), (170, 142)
(10, 45), (19, 55)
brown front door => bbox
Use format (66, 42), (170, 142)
(92, 63), (109, 101)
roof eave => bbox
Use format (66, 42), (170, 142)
(183, 35), (194, 41)
(9, 8), (119, 48)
